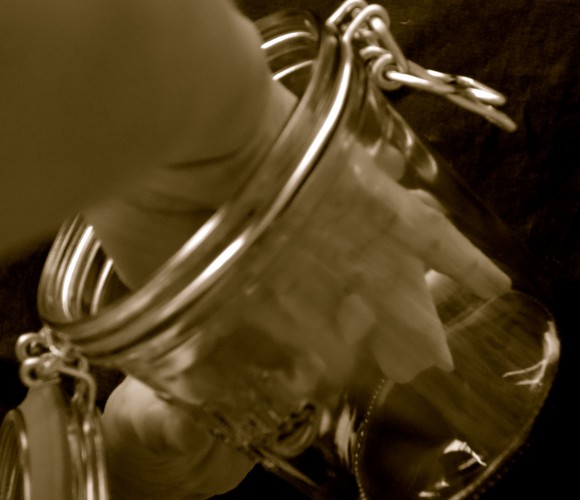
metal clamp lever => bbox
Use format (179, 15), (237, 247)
(328, 0), (517, 131)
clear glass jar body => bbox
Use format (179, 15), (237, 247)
(0, 382), (108, 500)
(37, 10), (559, 500)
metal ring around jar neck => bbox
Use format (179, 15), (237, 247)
(37, 10), (352, 361)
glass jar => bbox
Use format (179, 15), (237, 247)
(8, 3), (560, 499)
(0, 331), (108, 500)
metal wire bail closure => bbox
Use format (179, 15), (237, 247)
(0, 329), (108, 500)
(328, 0), (517, 131)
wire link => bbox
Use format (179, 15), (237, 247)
(15, 329), (97, 414)
(329, 1), (517, 131)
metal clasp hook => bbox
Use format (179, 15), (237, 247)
(15, 328), (98, 415)
(327, 0), (517, 131)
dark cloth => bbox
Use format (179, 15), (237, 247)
(2, 0), (578, 498)
(0, 244), (48, 416)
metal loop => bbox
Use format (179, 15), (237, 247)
(327, 0), (368, 27)
(370, 54), (402, 91)
(367, 11), (409, 74)
(328, 1), (517, 131)
(19, 354), (61, 387)
(19, 358), (43, 387)
(60, 365), (98, 414)
(446, 94), (517, 131)
(384, 70), (455, 94)
(426, 70), (507, 106)
(359, 45), (388, 61)
(15, 332), (46, 363)
(40, 326), (80, 364)
(15, 328), (98, 415)
(465, 87), (506, 106)
(343, 5), (409, 74)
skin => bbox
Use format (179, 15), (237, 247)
(1, 1), (277, 497)
(0, 1), (511, 498)
(0, 0), (285, 257)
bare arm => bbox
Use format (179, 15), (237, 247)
(0, 0), (286, 254)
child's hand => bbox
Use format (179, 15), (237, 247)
(103, 376), (255, 500)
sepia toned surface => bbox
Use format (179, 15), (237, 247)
(1, 0), (578, 498)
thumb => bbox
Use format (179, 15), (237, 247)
(103, 376), (255, 500)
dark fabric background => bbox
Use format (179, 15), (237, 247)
(1, 0), (578, 498)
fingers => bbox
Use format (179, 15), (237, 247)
(352, 158), (511, 299)
(103, 377), (254, 500)
(348, 234), (453, 383)
(253, 227), (454, 385)
(397, 200), (512, 299)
